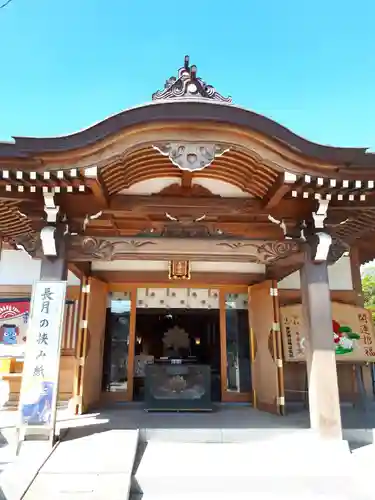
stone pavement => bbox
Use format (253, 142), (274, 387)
(17, 432), (375, 499)
(0, 405), (375, 499)
(0, 408), (102, 500)
(22, 427), (139, 500)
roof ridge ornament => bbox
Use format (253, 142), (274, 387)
(152, 55), (232, 103)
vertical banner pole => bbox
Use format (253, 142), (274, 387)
(16, 281), (67, 454)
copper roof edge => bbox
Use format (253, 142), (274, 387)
(0, 99), (373, 165)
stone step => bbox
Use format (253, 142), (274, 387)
(138, 427), (312, 443)
(22, 429), (139, 499)
(134, 438), (351, 495)
(129, 480), (374, 500)
(136, 426), (373, 447)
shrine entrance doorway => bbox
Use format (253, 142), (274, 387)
(100, 285), (254, 406)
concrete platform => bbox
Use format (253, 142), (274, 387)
(49, 403), (375, 446)
(135, 440), (350, 492)
(128, 481), (374, 500)
(1, 404), (375, 499)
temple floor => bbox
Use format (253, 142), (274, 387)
(2, 403), (375, 440)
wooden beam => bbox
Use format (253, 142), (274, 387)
(67, 235), (301, 263)
(92, 270), (264, 285)
(109, 194), (258, 213)
(266, 251), (305, 279)
(0, 190), (42, 203)
(81, 222), (283, 240)
(68, 262), (91, 280)
(85, 174), (109, 208)
(279, 289), (358, 307)
(181, 171), (193, 189)
(263, 174), (294, 209)
(5, 192), (316, 221)
(349, 246), (364, 307)
(108, 194), (314, 219)
(329, 199), (375, 211)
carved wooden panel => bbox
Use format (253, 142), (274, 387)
(68, 236), (300, 264)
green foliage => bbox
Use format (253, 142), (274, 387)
(362, 267), (375, 322)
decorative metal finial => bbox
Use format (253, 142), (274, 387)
(152, 55), (232, 103)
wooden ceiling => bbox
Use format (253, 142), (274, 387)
(101, 146), (279, 198)
(0, 201), (32, 237)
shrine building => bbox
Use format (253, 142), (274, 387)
(0, 56), (375, 440)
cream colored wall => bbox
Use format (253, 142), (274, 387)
(118, 177), (252, 198)
(91, 259), (265, 274)
(278, 255), (353, 290)
(0, 249), (80, 285)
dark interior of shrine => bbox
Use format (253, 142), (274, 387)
(133, 308), (221, 401)
(101, 306), (221, 400)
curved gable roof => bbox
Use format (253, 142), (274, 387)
(0, 55), (374, 167)
(0, 100), (373, 166)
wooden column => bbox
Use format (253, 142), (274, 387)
(40, 230), (68, 281)
(350, 246), (364, 307)
(300, 244), (342, 440)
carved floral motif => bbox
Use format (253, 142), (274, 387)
(256, 241), (300, 263)
(216, 240), (300, 263)
(69, 236), (300, 264)
(80, 237), (114, 260)
(216, 241), (257, 250)
(153, 143), (229, 172)
(71, 237), (157, 261)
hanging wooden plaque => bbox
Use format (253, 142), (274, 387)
(168, 260), (191, 280)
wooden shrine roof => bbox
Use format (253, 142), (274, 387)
(1, 56), (375, 265)
(1, 100), (375, 168)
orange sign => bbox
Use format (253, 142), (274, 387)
(0, 358), (11, 374)
(280, 302), (375, 362)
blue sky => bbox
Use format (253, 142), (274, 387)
(1, 0), (375, 147)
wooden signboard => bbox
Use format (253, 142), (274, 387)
(280, 302), (375, 362)
(17, 281), (67, 448)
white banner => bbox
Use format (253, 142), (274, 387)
(18, 281), (67, 433)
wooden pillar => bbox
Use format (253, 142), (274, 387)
(350, 246), (364, 307)
(350, 246), (374, 402)
(300, 244), (342, 440)
(40, 230), (68, 281)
